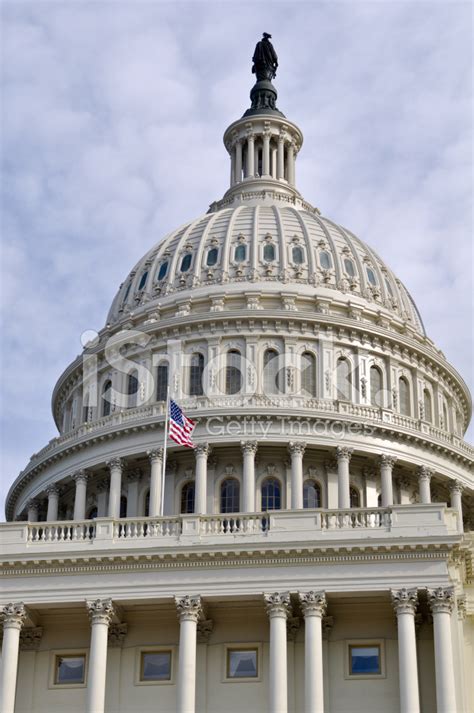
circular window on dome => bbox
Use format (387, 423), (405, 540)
(206, 247), (218, 267)
(157, 262), (168, 281)
(181, 254), (192, 273)
(366, 267), (377, 286)
(344, 258), (355, 277)
(320, 251), (332, 270)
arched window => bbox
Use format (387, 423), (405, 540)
(220, 478), (240, 513)
(263, 349), (280, 395)
(370, 366), (383, 406)
(120, 496), (127, 519)
(189, 353), (204, 396)
(261, 478), (281, 511)
(344, 258), (355, 277)
(292, 246), (304, 264)
(157, 262), (168, 281)
(320, 251), (332, 270)
(206, 248), (218, 267)
(303, 480), (321, 509)
(138, 271), (148, 290)
(235, 244), (246, 262)
(399, 377), (410, 416)
(181, 482), (195, 514)
(423, 389), (432, 423)
(263, 243), (275, 261)
(102, 379), (112, 417)
(226, 350), (242, 395)
(181, 253), (192, 272)
(366, 267), (377, 286)
(127, 369), (139, 408)
(301, 352), (317, 397)
(156, 361), (168, 402)
(336, 358), (351, 401)
(349, 487), (360, 508)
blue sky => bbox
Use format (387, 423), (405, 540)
(1, 1), (472, 512)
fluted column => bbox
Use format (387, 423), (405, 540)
(247, 132), (255, 177)
(0, 602), (26, 713)
(391, 588), (420, 713)
(336, 447), (353, 508)
(288, 442), (306, 509)
(241, 441), (258, 512)
(418, 466), (433, 504)
(147, 449), (163, 517)
(263, 130), (271, 177)
(195, 444), (210, 515)
(86, 598), (114, 713)
(46, 485), (60, 521)
(73, 470), (88, 520)
(449, 481), (463, 528)
(287, 142), (295, 184)
(235, 140), (243, 183)
(277, 135), (285, 179)
(379, 455), (397, 507)
(264, 592), (291, 713)
(27, 500), (39, 522)
(299, 591), (326, 713)
(175, 595), (202, 713)
(428, 587), (457, 713)
(107, 458), (123, 518)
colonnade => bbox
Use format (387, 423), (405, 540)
(26, 444), (464, 524)
(0, 586), (459, 713)
(229, 129), (297, 187)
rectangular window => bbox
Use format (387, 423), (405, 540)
(345, 640), (385, 679)
(54, 654), (86, 685)
(140, 650), (172, 682)
(227, 648), (258, 679)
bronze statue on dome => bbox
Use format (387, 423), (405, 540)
(252, 32), (278, 81)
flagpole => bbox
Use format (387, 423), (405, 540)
(160, 386), (170, 517)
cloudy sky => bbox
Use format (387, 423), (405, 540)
(1, 1), (472, 512)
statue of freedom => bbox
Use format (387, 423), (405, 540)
(252, 33), (278, 81)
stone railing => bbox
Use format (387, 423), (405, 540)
(0, 505), (461, 556)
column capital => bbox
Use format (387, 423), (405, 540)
(427, 586), (455, 615)
(72, 469), (89, 484)
(19, 627), (43, 651)
(108, 623), (128, 647)
(417, 465), (434, 482)
(286, 616), (301, 642)
(379, 454), (397, 469)
(241, 440), (258, 456)
(106, 457), (123, 472)
(197, 619), (214, 644)
(26, 499), (39, 514)
(96, 479), (108, 493)
(298, 590), (327, 618)
(175, 594), (202, 623)
(336, 446), (353, 462)
(86, 598), (114, 626)
(322, 615), (334, 640)
(195, 443), (211, 458)
(288, 441), (306, 457)
(1, 602), (26, 630)
(391, 587), (418, 615)
(147, 448), (163, 464)
(264, 591), (292, 619)
(126, 467), (142, 483)
(449, 479), (463, 494)
(45, 484), (60, 497)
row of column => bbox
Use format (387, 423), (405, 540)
(0, 586), (459, 713)
(230, 132), (296, 187)
(28, 445), (464, 522)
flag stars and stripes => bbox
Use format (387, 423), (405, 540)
(169, 400), (196, 448)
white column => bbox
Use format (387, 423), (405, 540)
(235, 140), (242, 183)
(195, 444), (210, 515)
(287, 142), (295, 185)
(107, 458), (123, 518)
(288, 442), (306, 509)
(336, 447), (353, 509)
(175, 595), (202, 713)
(230, 147), (236, 186)
(27, 500), (39, 522)
(263, 130), (271, 177)
(449, 481), (463, 529)
(73, 470), (88, 520)
(379, 455), (397, 507)
(147, 449), (163, 517)
(46, 485), (60, 521)
(241, 441), (258, 512)
(391, 588), (420, 713)
(264, 592), (291, 713)
(428, 587), (457, 713)
(299, 591), (326, 713)
(277, 136), (285, 179)
(0, 603), (26, 713)
(417, 466), (433, 504)
(86, 598), (114, 713)
(247, 132), (255, 177)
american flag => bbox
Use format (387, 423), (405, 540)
(169, 400), (196, 448)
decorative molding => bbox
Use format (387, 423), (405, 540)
(175, 594), (202, 623)
(391, 587), (418, 615)
(298, 590), (327, 618)
(86, 598), (114, 626)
